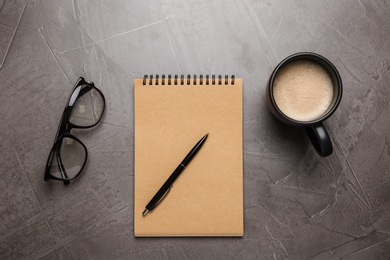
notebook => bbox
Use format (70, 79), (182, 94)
(134, 75), (243, 236)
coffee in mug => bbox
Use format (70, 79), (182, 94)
(267, 52), (342, 157)
(273, 60), (334, 122)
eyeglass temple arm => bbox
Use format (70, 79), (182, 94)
(52, 108), (70, 182)
(54, 139), (70, 183)
(78, 85), (93, 97)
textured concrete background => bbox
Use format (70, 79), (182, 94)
(1, 0), (390, 259)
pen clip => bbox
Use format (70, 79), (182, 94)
(150, 185), (172, 211)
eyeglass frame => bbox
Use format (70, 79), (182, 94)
(44, 77), (105, 184)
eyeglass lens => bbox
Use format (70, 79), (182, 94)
(49, 137), (86, 179)
(69, 86), (105, 127)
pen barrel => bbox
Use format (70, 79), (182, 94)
(146, 164), (185, 211)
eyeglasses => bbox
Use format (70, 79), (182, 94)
(45, 77), (105, 184)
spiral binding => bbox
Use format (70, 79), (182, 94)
(142, 74), (235, 85)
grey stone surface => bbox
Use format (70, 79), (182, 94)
(1, 0), (390, 259)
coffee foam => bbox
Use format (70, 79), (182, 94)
(273, 60), (334, 122)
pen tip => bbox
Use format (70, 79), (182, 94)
(142, 209), (149, 216)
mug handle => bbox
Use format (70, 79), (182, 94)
(306, 123), (333, 157)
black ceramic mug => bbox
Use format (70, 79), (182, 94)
(267, 52), (342, 157)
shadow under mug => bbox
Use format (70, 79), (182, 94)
(266, 52), (342, 157)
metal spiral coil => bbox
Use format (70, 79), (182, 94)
(143, 74), (235, 85)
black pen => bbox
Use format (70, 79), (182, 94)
(142, 133), (209, 216)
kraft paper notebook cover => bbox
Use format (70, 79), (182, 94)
(134, 75), (243, 237)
